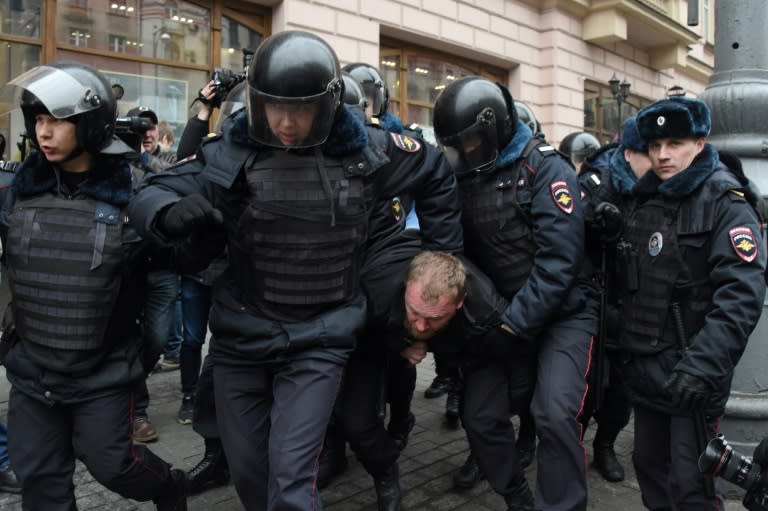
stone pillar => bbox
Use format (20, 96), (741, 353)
(698, 0), (768, 461)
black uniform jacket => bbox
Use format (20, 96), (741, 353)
(127, 105), (462, 366)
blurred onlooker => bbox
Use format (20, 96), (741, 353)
(157, 121), (176, 154)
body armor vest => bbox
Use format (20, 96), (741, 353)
(620, 197), (687, 354)
(459, 140), (544, 298)
(229, 150), (369, 310)
(6, 194), (125, 370)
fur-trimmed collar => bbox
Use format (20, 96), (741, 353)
(13, 150), (133, 206)
(633, 143), (719, 199)
(227, 104), (368, 156)
(378, 112), (404, 134)
(608, 147), (639, 195)
(497, 120), (533, 169)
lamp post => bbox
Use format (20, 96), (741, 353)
(608, 73), (631, 133)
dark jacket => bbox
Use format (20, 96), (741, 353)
(127, 105), (462, 366)
(620, 144), (766, 416)
(459, 122), (596, 342)
(1, 152), (155, 404)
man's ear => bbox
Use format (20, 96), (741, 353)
(456, 292), (467, 310)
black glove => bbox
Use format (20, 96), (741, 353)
(663, 371), (711, 411)
(593, 201), (622, 243)
(159, 194), (223, 237)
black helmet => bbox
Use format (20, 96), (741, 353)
(214, 80), (246, 133)
(341, 71), (368, 111)
(559, 132), (600, 165)
(515, 100), (540, 135)
(342, 62), (387, 117)
(433, 76), (517, 175)
(7, 61), (129, 155)
(247, 31), (342, 148)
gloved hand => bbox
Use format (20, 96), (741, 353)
(663, 371), (711, 411)
(593, 201), (622, 242)
(158, 194), (223, 237)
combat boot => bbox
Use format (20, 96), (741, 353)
(374, 462), (404, 511)
(154, 469), (187, 511)
(592, 428), (625, 482)
(317, 425), (348, 489)
(453, 452), (484, 489)
(503, 479), (536, 511)
(187, 439), (230, 494)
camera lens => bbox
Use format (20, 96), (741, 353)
(699, 435), (763, 491)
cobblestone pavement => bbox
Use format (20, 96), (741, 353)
(0, 354), (746, 510)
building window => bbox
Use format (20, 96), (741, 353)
(583, 80), (651, 145)
(1, 0), (42, 38)
(109, 34), (126, 53)
(68, 28), (91, 47)
(381, 39), (507, 141)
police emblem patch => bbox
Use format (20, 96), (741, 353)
(550, 181), (574, 214)
(391, 197), (403, 222)
(729, 226), (758, 262)
(390, 133), (421, 153)
(648, 232), (663, 257)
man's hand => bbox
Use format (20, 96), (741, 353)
(159, 194), (224, 237)
(401, 341), (428, 366)
(663, 371), (711, 411)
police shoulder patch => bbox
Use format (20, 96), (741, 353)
(391, 197), (403, 222)
(390, 133), (421, 153)
(550, 180), (574, 214)
(729, 226), (758, 262)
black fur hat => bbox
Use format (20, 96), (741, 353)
(636, 96), (711, 141)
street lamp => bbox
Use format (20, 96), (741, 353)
(608, 73), (631, 134)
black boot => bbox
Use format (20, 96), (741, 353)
(154, 469), (188, 511)
(503, 479), (536, 511)
(317, 427), (348, 489)
(187, 438), (231, 494)
(424, 375), (452, 399)
(445, 380), (460, 420)
(593, 440), (624, 482)
(374, 462), (404, 511)
(388, 412), (416, 452)
(453, 452), (484, 489)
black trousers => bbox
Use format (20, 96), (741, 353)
(192, 354), (219, 439)
(581, 350), (632, 442)
(214, 358), (343, 511)
(8, 386), (173, 511)
(340, 346), (415, 477)
(633, 405), (724, 511)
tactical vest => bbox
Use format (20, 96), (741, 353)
(228, 150), (370, 310)
(459, 138), (552, 297)
(6, 194), (126, 371)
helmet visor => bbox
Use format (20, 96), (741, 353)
(0, 66), (105, 118)
(437, 107), (499, 175)
(247, 81), (340, 148)
(360, 79), (384, 116)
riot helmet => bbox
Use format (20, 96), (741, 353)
(342, 63), (387, 117)
(247, 31), (342, 148)
(559, 132), (600, 165)
(515, 100), (540, 135)
(341, 71), (368, 111)
(433, 76), (517, 175)
(214, 80), (246, 133)
(4, 61), (129, 156)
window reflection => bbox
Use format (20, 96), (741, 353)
(56, 0), (211, 65)
(0, 41), (41, 161)
(0, 0), (41, 38)
(221, 15), (262, 72)
(407, 56), (473, 105)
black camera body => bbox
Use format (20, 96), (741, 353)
(699, 434), (768, 510)
(115, 115), (153, 154)
(210, 67), (245, 108)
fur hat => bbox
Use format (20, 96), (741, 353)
(618, 116), (647, 153)
(636, 97), (711, 141)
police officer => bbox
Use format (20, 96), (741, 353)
(127, 31), (461, 511)
(559, 131), (600, 174)
(620, 96), (766, 510)
(433, 76), (595, 511)
(577, 116), (652, 483)
(0, 61), (187, 511)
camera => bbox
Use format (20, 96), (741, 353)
(699, 434), (768, 510)
(207, 48), (253, 108)
(115, 115), (153, 154)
